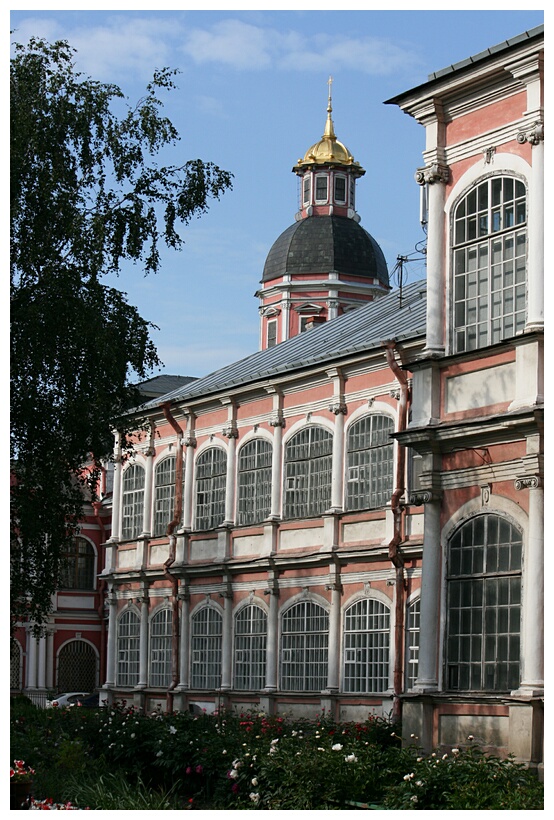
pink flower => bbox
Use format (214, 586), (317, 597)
(195, 764), (203, 774)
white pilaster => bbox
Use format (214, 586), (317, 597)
(220, 596), (233, 690)
(138, 594), (149, 688)
(178, 594), (190, 690)
(264, 589), (279, 691)
(326, 584), (341, 692)
(414, 495), (442, 690)
(517, 478), (544, 693)
(104, 590), (118, 688)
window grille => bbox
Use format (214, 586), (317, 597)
(149, 609), (172, 688)
(406, 598), (421, 690)
(10, 641), (22, 689)
(153, 456), (183, 537)
(57, 640), (97, 693)
(267, 320), (277, 348)
(121, 464), (145, 540)
(334, 175), (346, 203)
(191, 607), (222, 689)
(195, 448), (227, 530)
(280, 601), (328, 691)
(284, 426), (332, 519)
(346, 415), (394, 510)
(315, 175), (328, 203)
(446, 514), (522, 692)
(237, 439), (272, 525)
(234, 604), (267, 690)
(59, 536), (95, 590)
(453, 176), (527, 352)
(343, 598), (390, 693)
(117, 609), (140, 686)
(303, 175), (311, 206)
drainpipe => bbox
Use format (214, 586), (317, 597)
(383, 341), (410, 723)
(93, 498), (107, 687)
(161, 403), (184, 713)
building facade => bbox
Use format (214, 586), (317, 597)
(12, 27), (543, 768)
(388, 25), (543, 765)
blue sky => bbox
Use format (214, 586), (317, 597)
(9, 5), (545, 379)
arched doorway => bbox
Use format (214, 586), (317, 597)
(56, 640), (97, 693)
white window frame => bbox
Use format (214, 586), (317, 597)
(314, 174), (329, 204)
(280, 600), (329, 691)
(121, 463), (145, 540)
(343, 598), (391, 694)
(190, 606), (223, 689)
(117, 608), (140, 687)
(234, 604), (267, 690)
(149, 608), (172, 688)
(452, 175), (527, 353)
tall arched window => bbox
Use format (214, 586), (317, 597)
(346, 415), (394, 510)
(191, 607), (222, 689)
(284, 426), (332, 519)
(237, 439), (272, 525)
(59, 536), (95, 590)
(195, 448), (226, 530)
(153, 456), (181, 537)
(117, 609), (140, 687)
(234, 604), (267, 690)
(149, 609), (172, 688)
(446, 514), (522, 692)
(280, 601), (328, 691)
(121, 464), (145, 540)
(453, 176), (527, 353)
(343, 598), (390, 693)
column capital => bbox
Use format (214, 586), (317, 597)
(514, 475), (542, 491)
(408, 490), (442, 506)
(269, 414), (285, 428)
(415, 163), (450, 186)
(516, 121), (544, 145)
(329, 401), (347, 415)
(222, 425), (238, 439)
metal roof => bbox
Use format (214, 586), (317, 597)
(140, 279), (427, 410)
(384, 25), (543, 106)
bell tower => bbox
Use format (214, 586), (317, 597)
(257, 79), (389, 350)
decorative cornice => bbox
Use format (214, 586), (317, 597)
(516, 121), (544, 145)
(415, 163), (450, 186)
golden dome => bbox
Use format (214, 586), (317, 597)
(294, 77), (361, 170)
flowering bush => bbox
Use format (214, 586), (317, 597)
(11, 759), (35, 782)
(11, 698), (543, 811)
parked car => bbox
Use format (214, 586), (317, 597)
(45, 692), (90, 708)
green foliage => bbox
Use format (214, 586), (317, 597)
(62, 772), (183, 810)
(383, 744), (544, 810)
(10, 701), (543, 810)
(10, 36), (232, 631)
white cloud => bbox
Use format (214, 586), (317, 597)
(181, 18), (421, 75)
(11, 16), (181, 82)
(182, 19), (273, 70)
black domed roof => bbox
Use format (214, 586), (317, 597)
(262, 215), (389, 286)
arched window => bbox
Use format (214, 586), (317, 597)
(59, 536), (95, 590)
(122, 464), (145, 540)
(343, 598), (390, 693)
(195, 448), (227, 530)
(153, 456), (181, 537)
(117, 609), (140, 687)
(57, 640), (97, 693)
(346, 415), (394, 510)
(234, 604), (267, 690)
(284, 426), (332, 519)
(406, 598), (420, 691)
(149, 609), (172, 688)
(446, 514), (522, 692)
(191, 607), (222, 689)
(237, 439), (272, 525)
(452, 176), (527, 352)
(280, 601), (328, 691)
